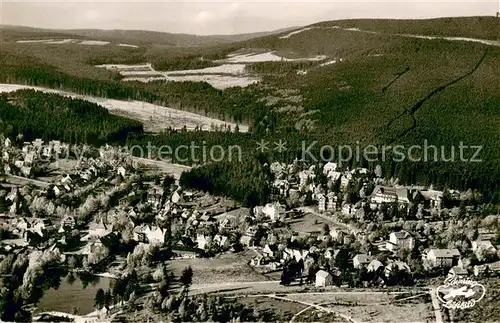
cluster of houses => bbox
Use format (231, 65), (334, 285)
(269, 161), (457, 218)
(247, 161), (500, 286)
(1, 137), (500, 294)
(0, 136), (69, 178)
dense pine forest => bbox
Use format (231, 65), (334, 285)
(0, 90), (143, 144)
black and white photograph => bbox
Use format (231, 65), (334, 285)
(0, 1), (500, 322)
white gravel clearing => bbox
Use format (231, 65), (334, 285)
(279, 27), (316, 39)
(16, 39), (54, 43)
(96, 50), (327, 90)
(46, 39), (76, 44)
(118, 43), (139, 48)
(97, 62), (257, 90)
(79, 40), (110, 46)
(217, 52), (327, 63)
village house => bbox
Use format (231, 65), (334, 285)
(472, 240), (497, 260)
(371, 186), (410, 205)
(60, 174), (73, 190)
(353, 253), (371, 269)
(53, 185), (62, 196)
(415, 190), (443, 209)
(386, 231), (415, 252)
(474, 261), (500, 277)
(117, 166), (126, 178)
(49, 140), (62, 154)
(341, 203), (354, 216)
(172, 245), (200, 259)
(284, 248), (309, 262)
(171, 191), (181, 204)
(21, 166), (33, 178)
(58, 216), (76, 233)
(41, 146), (51, 158)
(423, 248), (461, 269)
(273, 179), (290, 197)
(213, 234), (230, 250)
(133, 225), (166, 244)
(86, 219), (111, 241)
(367, 259), (384, 272)
(323, 162), (338, 177)
(340, 173), (352, 189)
(317, 194), (326, 213)
(79, 240), (105, 257)
(449, 266), (468, 277)
(329, 228), (346, 243)
(14, 160), (24, 169)
(24, 152), (35, 165)
(255, 203), (286, 222)
(196, 234), (210, 250)
(22, 143), (30, 154)
(327, 192), (338, 211)
(324, 248), (340, 260)
(25, 218), (54, 238)
(32, 139), (43, 149)
(15, 217), (30, 233)
(298, 169), (315, 189)
(315, 270), (333, 287)
(240, 235), (253, 247)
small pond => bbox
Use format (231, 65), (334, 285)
(35, 272), (113, 315)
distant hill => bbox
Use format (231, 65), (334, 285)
(312, 16), (500, 41)
(0, 25), (298, 47)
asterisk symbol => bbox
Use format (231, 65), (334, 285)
(274, 140), (287, 153)
(256, 139), (269, 152)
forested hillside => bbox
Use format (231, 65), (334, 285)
(312, 16), (500, 40)
(0, 90), (143, 144)
(1, 17), (500, 205)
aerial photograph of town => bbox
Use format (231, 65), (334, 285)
(0, 0), (499, 322)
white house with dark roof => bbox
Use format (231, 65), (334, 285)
(315, 270), (333, 287)
(323, 162), (339, 180)
(417, 190), (443, 209)
(367, 259), (384, 272)
(371, 185), (410, 205)
(387, 231), (415, 252)
(353, 254), (371, 269)
(257, 203), (286, 222)
(423, 248), (461, 268)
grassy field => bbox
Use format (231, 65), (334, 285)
(238, 296), (309, 321)
(167, 250), (266, 285)
(286, 292), (434, 323)
(286, 213), (329, 235)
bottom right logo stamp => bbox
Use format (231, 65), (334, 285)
(436, 272), (486, 309)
